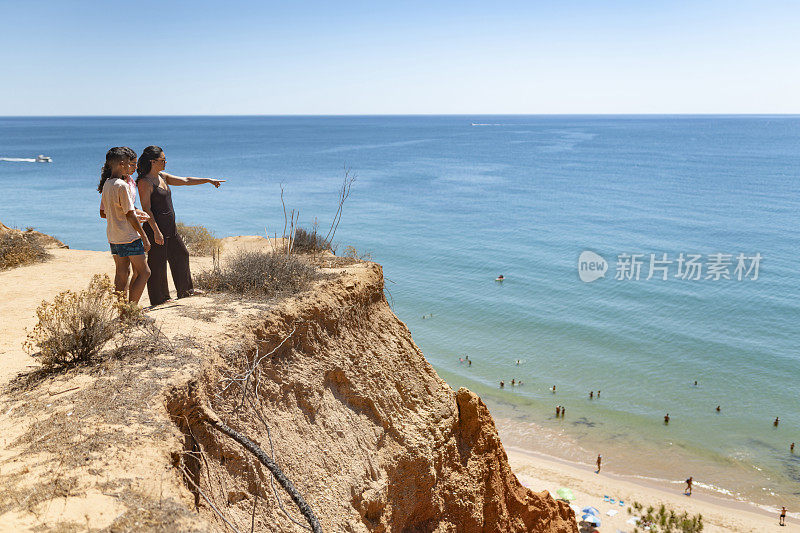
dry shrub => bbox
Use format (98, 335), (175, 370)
(292, 226), (331, 253)
(23, 274), (139, 369)
(195, 250), (317, 298)
(176, 222), (222, 256)
(0, 231), (50, 270)
(342, 245), (372, 261)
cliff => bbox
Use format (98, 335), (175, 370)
(168, 259), (575, 532)
(0, 238), (576, 532)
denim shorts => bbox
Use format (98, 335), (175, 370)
(110, 239), (145, 257)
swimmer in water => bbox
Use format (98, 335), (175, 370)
(664, 413), (670, 424)
(500, 380), (504, 389)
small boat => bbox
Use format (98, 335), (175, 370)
(35, 154), (52, 163)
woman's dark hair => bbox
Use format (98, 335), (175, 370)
(136, 145), (164, 182)
(97, 146), (136, 193)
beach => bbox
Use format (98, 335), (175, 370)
(506, 446), (791, 532)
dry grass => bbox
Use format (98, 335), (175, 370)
(23, 275), (143, 370)
(195, 251), (318, 298)
(1, 320), (197, 530)
(291, 227), (331, 254)
(176, 222), (222, 257)
(342, 245), (371, 261)
(0, 230), (51, 270)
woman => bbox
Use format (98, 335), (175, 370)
(136, 146), (224, 306)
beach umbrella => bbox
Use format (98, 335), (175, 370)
(581, 513), (601, 526)
(581, 506), (600, 516)
(556, 487), (575, 500)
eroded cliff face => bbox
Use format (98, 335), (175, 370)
(169, 260), (576, 532)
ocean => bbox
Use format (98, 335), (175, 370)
(1, 115), (798, 510)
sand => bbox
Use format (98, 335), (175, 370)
(0, 239), (793, 531)
(507, 446), (792, 532)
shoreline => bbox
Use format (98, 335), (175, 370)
(505, 444), (794, 532)
(449, 373), (800, 515)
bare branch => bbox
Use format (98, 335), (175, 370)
(179, 461), (242, 533)
(196, 405), (323, 533)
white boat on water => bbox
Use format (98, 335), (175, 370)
(0, 154), (52, 163)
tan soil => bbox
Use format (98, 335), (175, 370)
(0, 232), (576, 532)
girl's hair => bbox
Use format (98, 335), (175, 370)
(136, 145), (164, 182)
(97, 146), (136, 193)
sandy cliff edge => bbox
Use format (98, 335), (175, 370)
(0, 235), (576, 532)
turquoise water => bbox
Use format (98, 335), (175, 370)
(1, 115), (799, 507)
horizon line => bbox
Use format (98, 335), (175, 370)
(2, 113), (800, 118)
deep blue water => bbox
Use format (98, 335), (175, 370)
(1, 115), (799, 506)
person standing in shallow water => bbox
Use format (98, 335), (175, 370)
(136, 146), (225, 306)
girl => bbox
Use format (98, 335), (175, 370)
(136, 146), (224, 306)
(98, 147), (151, 303)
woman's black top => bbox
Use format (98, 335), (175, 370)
(146, 176), (177, 238)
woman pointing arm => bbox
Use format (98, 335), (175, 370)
(135, 145), (225, 306)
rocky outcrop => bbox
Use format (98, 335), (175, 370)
(170, 260), (577, 532)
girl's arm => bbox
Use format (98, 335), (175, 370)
(136, 180), (165, 245)
(162, 171), (225, 188)
(125, 210), (151, 252)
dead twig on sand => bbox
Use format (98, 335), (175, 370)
(179, 460), (242, 533)
(215, 326), (299, 412)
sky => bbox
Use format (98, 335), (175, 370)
(0, 0), (798, 115)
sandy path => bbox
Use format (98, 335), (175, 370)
(0, 234), (291, 387)
(0, 249), (119, 386)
